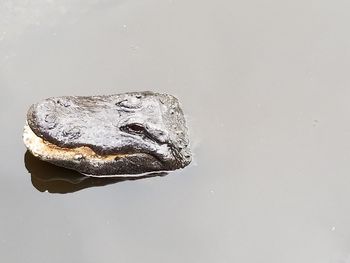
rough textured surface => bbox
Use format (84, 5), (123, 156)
(25, 151), (167, 194)
(24, 91), (191, 176)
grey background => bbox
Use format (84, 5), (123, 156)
(1, 0), (350, 262)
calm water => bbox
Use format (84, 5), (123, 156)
(2, 0), (350, 262)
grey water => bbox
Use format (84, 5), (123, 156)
(1, 0), (350, 262)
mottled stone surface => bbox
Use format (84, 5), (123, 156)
(24, 91), (191, 176)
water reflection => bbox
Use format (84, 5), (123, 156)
(24, 151), (167, 194)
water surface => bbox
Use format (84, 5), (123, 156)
(1, 0), (350, 262)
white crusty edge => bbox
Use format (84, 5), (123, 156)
(23, 123), (122, 161)
(23, 123), (168, 178)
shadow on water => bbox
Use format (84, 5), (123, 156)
(24, 151), (167, 194)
